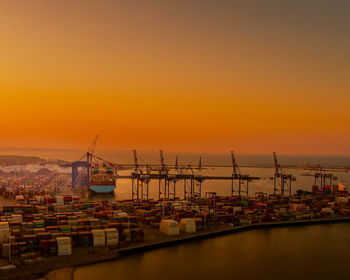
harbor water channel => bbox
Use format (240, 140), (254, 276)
(73, 222), (350, 280)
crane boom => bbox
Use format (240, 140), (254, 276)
(273, 152), (280, 173)
(272, 152), (295, 196)
(133, 150), (139, 172)
(88, 134), (99, 167)
(231, 151), (240, 174)
(90, 135), (99, 157)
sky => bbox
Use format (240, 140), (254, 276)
(0, 0), (349, 155)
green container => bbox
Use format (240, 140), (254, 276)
(59, 225), (72, 233)
(33, 220), (45, 228)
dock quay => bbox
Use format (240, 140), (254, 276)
(2, 217), (350, 280)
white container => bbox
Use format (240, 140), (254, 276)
(11, 214), (23, 223)
(91, 229), (106, 246)
(115, 212), (128, 218)
(104, 228), (119, 246)
(57, 237), (72, 256)
(179, 218), (196, 233)
(160, 219), (179, 235)
(15, 195), (24, 201)
(0, 222), (9, 231)
(172, 202), (183, 211)
(321, 208), (334, 214)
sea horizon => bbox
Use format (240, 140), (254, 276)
(1, 146), (350, 167)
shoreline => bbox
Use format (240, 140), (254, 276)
(116, 217), (350, 254)
(2, 217), (350, 280)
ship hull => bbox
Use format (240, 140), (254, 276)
(89, 185), (116, 194)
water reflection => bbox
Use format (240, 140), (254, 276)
(74, 223), (350, 280)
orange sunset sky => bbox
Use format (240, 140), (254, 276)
(0, 1), (349, 155)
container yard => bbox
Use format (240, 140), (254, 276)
(0, 184), (350, 279)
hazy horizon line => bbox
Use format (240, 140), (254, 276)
(1, 146), (350, 158)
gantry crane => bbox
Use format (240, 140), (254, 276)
(131, 150), (150, 201)
(302, 165), (338, 193)
(272, 152), (296, 196)
(158, 150), (177, 200)
(231, 151), (245, 196)
(183, 157), (203, 199)
(230, 151), (253, 196)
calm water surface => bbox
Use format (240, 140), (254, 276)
(74, 223), (350, 280)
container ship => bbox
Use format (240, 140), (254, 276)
(89, 165), (116, 194)
(72, 152), (119, 194)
